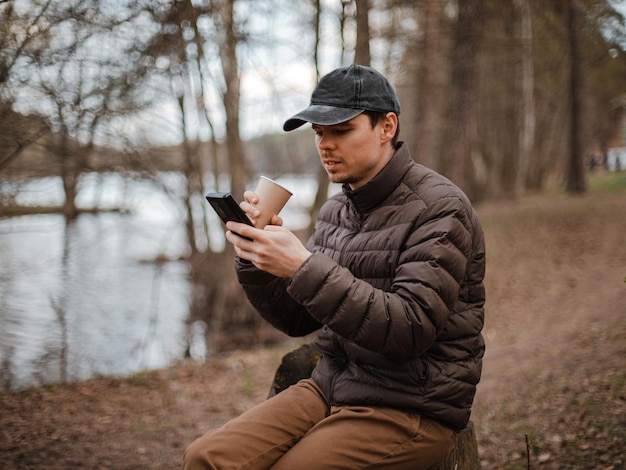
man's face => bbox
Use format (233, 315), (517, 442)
(312, 113), (396, 190)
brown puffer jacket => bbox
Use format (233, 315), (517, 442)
(236, 142), (485, 432)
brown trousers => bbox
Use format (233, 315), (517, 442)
(183, 378), (457, 470)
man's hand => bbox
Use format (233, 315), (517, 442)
(225, 222), (312, 278)
(239, 190), (283, 227)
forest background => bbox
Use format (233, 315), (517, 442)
(1, 0), (626, 386)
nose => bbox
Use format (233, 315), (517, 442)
(316, 133), (335, 151)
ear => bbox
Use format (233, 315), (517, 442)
(380, 112), (398, 143)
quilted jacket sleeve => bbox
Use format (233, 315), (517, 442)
(235, 258), (323, 336)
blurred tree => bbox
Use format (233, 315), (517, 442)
(355, 0), (372, 66)
(528, 0), (626, 193)
(414, 0), (441, 168)
(340, 0), (353, 65)
(1, 0), (157, 216)
(0, 108), (49, 175)
(313, 0), (322, 79)
(445, 0), (484, 194)
(515, 0), (536, 196)
(0, 1), (53, 175)
(474, 0), (517, 198)
(141, 0), (258, 350)
(308, 0), (330, 235)
(215, 0), (247, 202)
(566, 0), (587, 193)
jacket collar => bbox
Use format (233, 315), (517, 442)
(342, 141), (413, 214)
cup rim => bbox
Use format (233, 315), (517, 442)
(259, 176), (293, 195)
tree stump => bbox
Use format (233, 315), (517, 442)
(267, 343), (322, 398)
(268, 343), (480, 469)
(430, 421), (480, 470)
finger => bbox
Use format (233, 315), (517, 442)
(240, 201), (261, 219)
(269, 214), (283, 226)
(225, 228), (249, 243)
(228, 235), (253, 262)
(226, 221), (258, 241)
(243, 190), (259, 204)
(225, 230), (238, 245)
(263, 223), (285, 232)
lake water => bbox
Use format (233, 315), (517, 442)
(0, 172), (334, 391)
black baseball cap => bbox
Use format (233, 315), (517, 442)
(283, 64), (401, 132)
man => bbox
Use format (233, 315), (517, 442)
(184, 64), (485, 469)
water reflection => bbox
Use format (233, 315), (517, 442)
(0, 173), (192, 391)
(0, 211), (192, 391)
(0, 173), (334, 391)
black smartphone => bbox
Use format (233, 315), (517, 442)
(205, 192), (253, 240)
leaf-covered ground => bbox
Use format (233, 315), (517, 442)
(2, 177), (625, 469)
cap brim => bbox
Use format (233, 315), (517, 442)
(283, 105), (364, 131)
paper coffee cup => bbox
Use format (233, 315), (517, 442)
(254, 176), (293, 228)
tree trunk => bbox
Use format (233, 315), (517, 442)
(414, 0), (440, 167)
(58, 133), (80, 220)
(514, 0), (535, 197)
(313, 0), (321, 80)
(307, 0), (327, 236)
(354, 0), (371, 66)
(565, 0), (586, 193)
(216, 0), (246, 200)
(446, 0), (484, 193)
(431, 421), (481, 470)
(176, 92), (200, 258)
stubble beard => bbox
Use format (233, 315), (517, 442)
(326, 169), (355, 186)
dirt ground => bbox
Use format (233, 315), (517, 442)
(1, 182), (625, 469)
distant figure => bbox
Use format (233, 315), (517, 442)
(184, 65), (486, 469)
(607, 148), (626, 171)
(186, 320), (207, 361)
